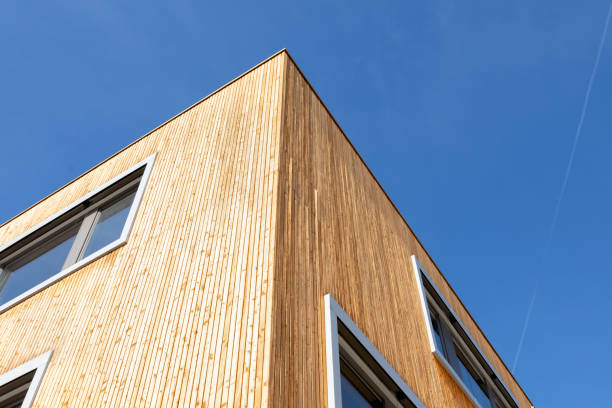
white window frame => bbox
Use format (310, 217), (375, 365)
(411, 255), (519, 408)
(0, 153), (157, 314)
(324, 293), (426, 408)
(0, 350), (53, 408)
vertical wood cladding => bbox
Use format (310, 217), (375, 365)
(269, 55), (533, 408)
(0, 53), (285, 407)
(0, 50), (532, 407)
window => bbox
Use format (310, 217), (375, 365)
(0, 154), (156, 313)
(411, 255), (519, 408)
(324, 294), (426, 408)
(0, 351), (52, 408)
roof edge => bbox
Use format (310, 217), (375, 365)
(0, 49), (289, 230)
(0, 48), (533, 405)
(281, 50), (533, 406)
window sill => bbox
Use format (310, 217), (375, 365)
(0, 237), (128, 315)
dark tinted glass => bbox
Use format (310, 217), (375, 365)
(430, 311), (448, 358)
(0, 223), (79, 305)
(81, 191), (136, 259)
(0, 371), (34, 408)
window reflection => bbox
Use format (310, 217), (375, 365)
(341, 374), (375, 408)
(455, 349), (491, 408)
(0, 223), (80, 305)
(0, 370), (35, 407)
(81, 191), (136, 259)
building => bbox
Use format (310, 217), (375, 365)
(0, 50), (533, 408)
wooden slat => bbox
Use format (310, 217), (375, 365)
(268, 54), (533, 408)
(0, 52), (285, 408)
(0, 50), (532, 408)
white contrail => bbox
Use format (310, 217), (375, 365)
(511, 2), (612, 374)
(512, 284), (537, 373)
(548, 2), (612, 245)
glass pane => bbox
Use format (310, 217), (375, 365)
(341, 374), (375, 408)
(491, 394), (505, 408)
(456, 350), (491, 408)
(0, 371), (34, 408)
(81, 191), (136, 259)
(0, 223), (79, 305)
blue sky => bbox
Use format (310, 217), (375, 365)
(1, 1), (610, 406)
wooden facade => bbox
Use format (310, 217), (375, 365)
(0, 50), (533, 407)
